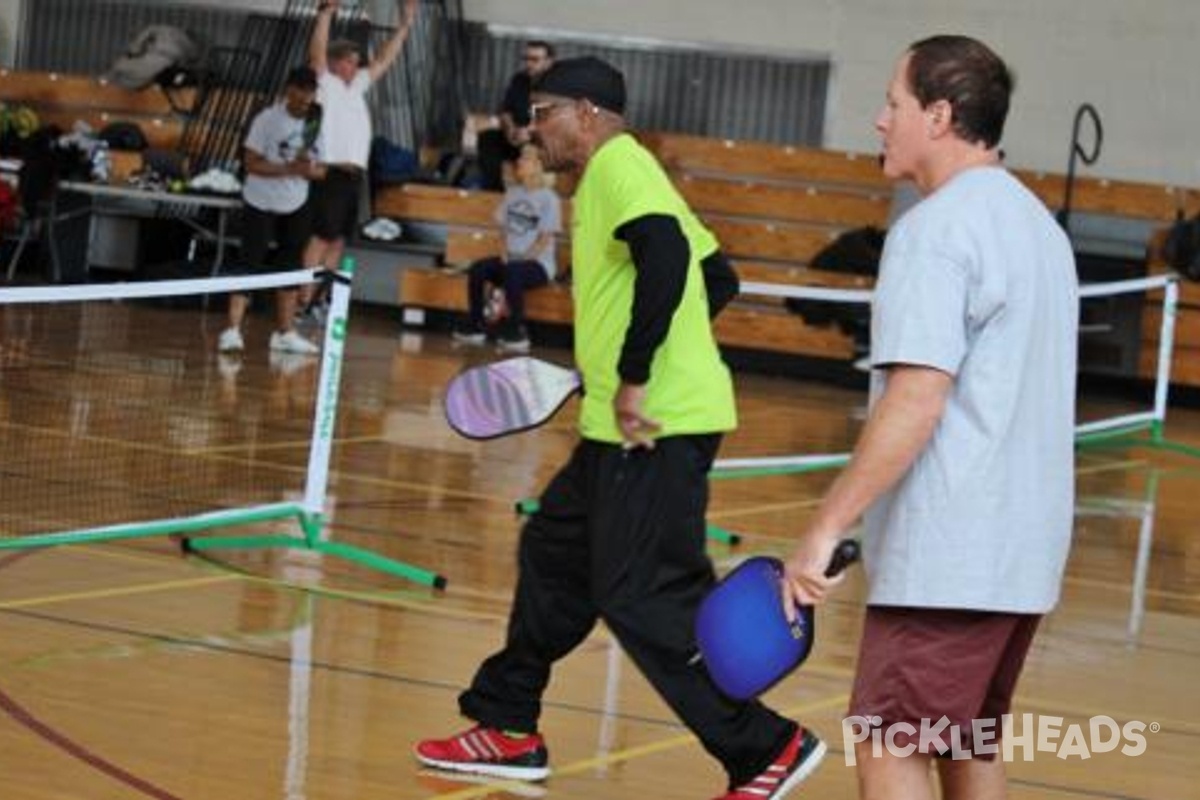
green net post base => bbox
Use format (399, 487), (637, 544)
(1076, 420), (1200, 462)
(181, 510), (447, 590)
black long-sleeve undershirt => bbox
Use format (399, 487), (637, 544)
(614, 214), (740, 384)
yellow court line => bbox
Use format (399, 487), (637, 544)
(184, 435), (384, 456)
(424, 693), (851, 800)
(0, 575), (238, 610)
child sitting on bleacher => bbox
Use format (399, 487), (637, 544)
(452, 146), (561, 353)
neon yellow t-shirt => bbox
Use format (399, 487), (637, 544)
(571, 133), (736, 443)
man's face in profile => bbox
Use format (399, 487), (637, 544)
(523, 47), (552, 78)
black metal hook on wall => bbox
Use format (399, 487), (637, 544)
(1057, 102), (1103, 233)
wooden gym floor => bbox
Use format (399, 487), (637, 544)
(0, 300), (1197, 799)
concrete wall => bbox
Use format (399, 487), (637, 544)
(0, 0), (20, 68)
(463, 0), (1200, 187)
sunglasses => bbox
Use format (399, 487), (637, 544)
(529, 100), (573, 122)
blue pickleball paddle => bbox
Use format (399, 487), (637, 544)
(695, 540), (860, 700)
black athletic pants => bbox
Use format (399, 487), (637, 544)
(466, 256), (548, 333)
(458, 435), (797, 785)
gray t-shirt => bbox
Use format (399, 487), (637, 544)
(496, 185), (562, 280)
(242, 102), (314, 214)
(863, 166), (1079, 613)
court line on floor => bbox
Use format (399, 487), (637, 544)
(0, 575), (238, 610)
(423, 693), (851, 800)
(0, 684), (183, 800)
(184, 435), (384, 456)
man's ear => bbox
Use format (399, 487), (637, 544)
(926, 99), (952, 136)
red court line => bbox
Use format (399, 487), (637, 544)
(0, 547), (183, 799)
(0, 685), (183, 800)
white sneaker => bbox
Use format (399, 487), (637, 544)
(217, 353), (242, 380)
(269, 349), (316, 376)
(217, 327), (244, 352)
(270, 329), (320, 354)
(451, 326), (487, 345)
(496, 328), (531, 354)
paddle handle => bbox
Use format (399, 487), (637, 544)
(823, 539), (861, 578)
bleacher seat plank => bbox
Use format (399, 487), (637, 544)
(714, 304), (855, 358)
(401, 268), (573, 323)
(706, 217), (836, 263)
(674, 174), (890, 228)
(400, 268), (855, 360)
(639, 131), (890, 193)
(442, 229), (571, 273)
(375, 184), (504, 228)
(443, 230), (503, 266)
(735, 261), (875, 290)
(0, 70), (187, 116)
(1142, 304), (1200, 346)
(1139, 346), (1200, 384)
(1013, 169), (1186, 223)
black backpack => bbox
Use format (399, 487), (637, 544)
(1162, 211), (1200, 281)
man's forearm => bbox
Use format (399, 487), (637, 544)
(310, 5), (333, 71)
(368, 0), (417, 80)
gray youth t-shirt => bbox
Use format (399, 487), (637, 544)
(497, 186), (562, 280)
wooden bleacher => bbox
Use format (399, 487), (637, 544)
(0, 70), (189, 181)
(385, 180), (869, 361)
(389, 129), (1200, 382)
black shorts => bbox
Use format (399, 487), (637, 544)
(308, 166), (363, 241)
(234, 202), (312, 274)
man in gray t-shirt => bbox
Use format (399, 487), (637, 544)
(783, 36), (1078, 800)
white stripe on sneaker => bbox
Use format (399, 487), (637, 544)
(477, 731), (504, 760)
(459, 733), (481, 760)
(771, 737), (827, 799)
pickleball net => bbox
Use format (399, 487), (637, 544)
(0, 263), (444, 587)
(713, 273), (1197, 480)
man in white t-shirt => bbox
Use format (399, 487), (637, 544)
(218, 66), (325, 355)
(783, 36), (1078, 800)
(301, 0), (418, 299)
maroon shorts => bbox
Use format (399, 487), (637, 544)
(848, 606), (1041, 760)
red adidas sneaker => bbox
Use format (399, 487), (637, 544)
(415, 725), (550, 781)
(712, 727), (826, 799)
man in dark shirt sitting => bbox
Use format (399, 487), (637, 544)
(476, 40), (555, 191)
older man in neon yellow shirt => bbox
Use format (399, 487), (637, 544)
(416, 57), (825, 800)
